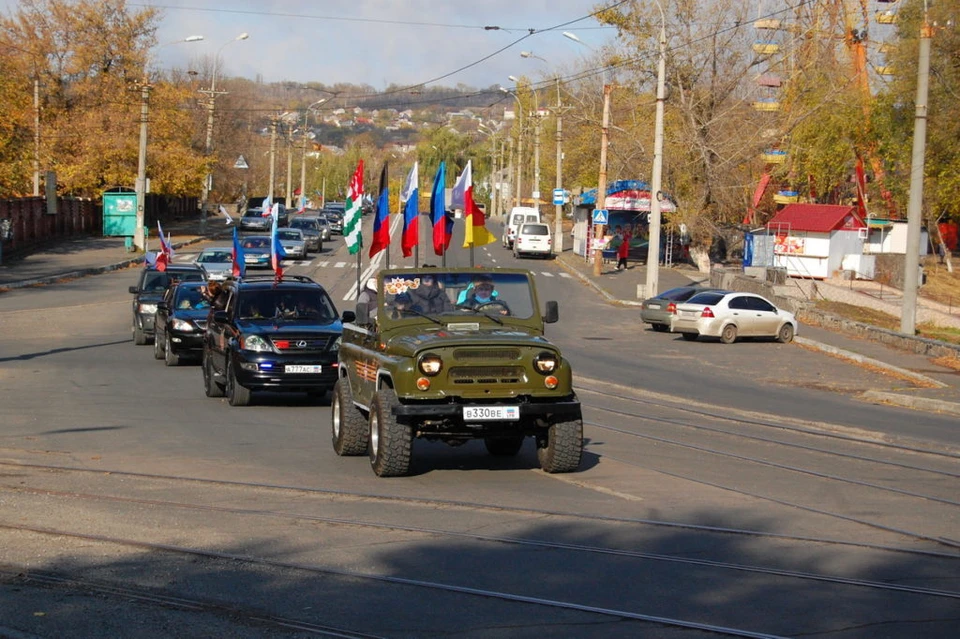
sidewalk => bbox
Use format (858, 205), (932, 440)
(1, 230), (958, 416)
(554, 249), (960, 417)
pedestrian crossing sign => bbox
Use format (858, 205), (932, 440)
(592, 209), (608, 225)
(233, 155), (249, 170)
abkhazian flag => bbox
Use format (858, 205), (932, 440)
(231, 227), (246, 279)
(260, 195), (273, 217)
(219, 204), (234, 225)
(156, 221), (174, 272)
(369, 162), (390, 258)
(343, 159), (365, 255)
(430, 162), (453, 256)
(456, 160), (496, 248)
(270, 216), (287, 282)
(400, 161), (419, 258)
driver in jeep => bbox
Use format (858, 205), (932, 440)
(457, 275), (509, 315)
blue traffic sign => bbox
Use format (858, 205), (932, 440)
(552, 188), (565, 205)
(592, 209), (608, 225)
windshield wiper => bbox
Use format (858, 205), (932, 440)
(455, 306), (504, 325)
(396, 307), (444, 325)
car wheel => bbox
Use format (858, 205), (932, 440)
(202, 353), (225, 398)
(484, 436), (525, 457)
(153, 331), (164, 359)
(536, 412), (583, 473)
(720, 324), (738, 344)
(134, 323), (147, 345)
(164, 335), (180, 367)
(332, 379), (369, 456)
(777, 323), (795, 344)
(226, 356), (252, 406)
(681, 333), (699, 341)
(652, 323), (669, 332)
(368, 387), (412, 477)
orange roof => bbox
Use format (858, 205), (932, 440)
(767, 204), (865, 233)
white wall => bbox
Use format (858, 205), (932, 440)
(865, 222), (929, 255)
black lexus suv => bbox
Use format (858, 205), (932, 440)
(129, 264), (205, 345)
(201, 275), (351, 406)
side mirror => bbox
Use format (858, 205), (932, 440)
(354, 302), (371, 325)
(157, 302), (169, 312)
(212, 310), (229, 323)
(128, 286), (140, 294)
(341, 310), (356, 323)
(543, 300), (559, 324)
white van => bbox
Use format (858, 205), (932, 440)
(502, 207), (542, 249)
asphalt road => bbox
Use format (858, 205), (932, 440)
(0, 216), (958, 638)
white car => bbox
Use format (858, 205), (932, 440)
(193, 247), (234, 281)
(275, 228), (307, 259)
(670, 290), (798, 344)
(513, 223), (553, 259)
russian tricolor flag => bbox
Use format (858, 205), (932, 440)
(400, 161), (419, 258)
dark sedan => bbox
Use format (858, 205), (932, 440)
(153, 281), (211, 365)
(641, 286), (723, 332)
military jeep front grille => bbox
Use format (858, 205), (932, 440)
(449, 366), (525, 384)
(453, 348), (521, 361)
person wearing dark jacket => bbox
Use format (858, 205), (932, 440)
(410, 272), (452, 314)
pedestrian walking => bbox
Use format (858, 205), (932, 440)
(616, 226), (631, 271)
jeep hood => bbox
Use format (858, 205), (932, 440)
(383, 327), (553, 357)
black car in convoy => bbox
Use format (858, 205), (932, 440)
(128, 264), (205, 345)
(320, 209), (344, 235)
(201, 275), (350, 406)
(153, 281), (211, 366)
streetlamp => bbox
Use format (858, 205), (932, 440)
(200, 32), (249, 232)
(520, 51), (547, 62)
(299, 98), (328, 208)
(644, 2), (667, 299)
(135, 34), (203, 251)
(499, 86), (524, 208)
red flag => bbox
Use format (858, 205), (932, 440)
(455, 161), (495, 248)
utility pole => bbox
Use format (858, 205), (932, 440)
(901, 9), (933, 335)
(300, 129), (308, 207)
(268, 116), (278, 200)
(134, 79), (151, 251)
(551, 77), (571, 255)
(33, 76), (40, 196)
(506, 136), (515, 213)
(645, 9), (668, 298)
(285, 124), (294, 206)
(593, 83), (612, 277)
(533, 104), (542, 209)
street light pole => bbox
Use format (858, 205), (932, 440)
(135, 35), (203, 251)
(510, 75), (542, 209)
(551, 77), (570, 255)
(200, 33), (249, 233)
(645, 4), (667, 298)
(500, 87), (524, 208)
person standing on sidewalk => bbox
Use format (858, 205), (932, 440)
(616, 226), (631, 271)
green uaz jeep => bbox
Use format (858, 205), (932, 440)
(333, 267), (583, 477)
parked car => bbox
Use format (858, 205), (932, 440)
(153, 281), (210, 366)
(502, 206), (541, 249)
(513, 222), (553, 259)
(275, 228), (307, 259)
(640, 286), (723, 332)
(201, 275), (347, 406)
(128, 264), (205, 345)
(239, 235), (272, 269)
(670, 291), (798, 344)
(333, 267), (582, 477)
(288, 216), (326, 252)
(193, 247), (234, 281)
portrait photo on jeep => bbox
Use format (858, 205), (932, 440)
(333, 267), (583, 477)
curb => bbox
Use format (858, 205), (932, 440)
(794, 336), (947, 388)
(859, 390), (960, 416)
(555, 255), (644, 307)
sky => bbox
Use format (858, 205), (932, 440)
(143, 0), (618, 90)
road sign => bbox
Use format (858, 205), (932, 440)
(592, 209), (608, 225)
(553, 188), (565, 205)
(233, 155), (249, 170)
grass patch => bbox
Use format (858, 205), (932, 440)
(813, 300), (960, 346)
(921, 256), (960, 311)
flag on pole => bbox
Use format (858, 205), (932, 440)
(270, 216), (287, 282)
(400, 161), (419, 258)
(156, 221), (174, 272)
(456, 161), (496, 248)
(430, 162), (453, 256)
(260, 195), (273, 217)
(369, 162), (390, 258)
(343, 160), (364, 255)
(231, 227), (246, 279)
(219, 204), (234, 225)
(296, 194), (306, 215)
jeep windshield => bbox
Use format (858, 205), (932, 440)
(237, 289), (337, 321)
(380, 270), (535, 321)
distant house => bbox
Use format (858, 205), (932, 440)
(748, 203), (866, 279)
(864, 217), (929, 256)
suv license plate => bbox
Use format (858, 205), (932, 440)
(463, 406), (519, 421)
(285, 365), (322, 373)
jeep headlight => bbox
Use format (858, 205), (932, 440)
(171, 318), (195, 332)
(240, 334), (273, 352)
(139, 303), (158, 315)
(418, 353), (443, 376)
(533, 351), (559, 374)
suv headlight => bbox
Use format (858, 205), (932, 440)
(240, 334), (273, 352)
(533, 351), (559, 374)
(171, 318), (195, 332)
(418, 353), (443, 376)
(139, 303), (158, 315)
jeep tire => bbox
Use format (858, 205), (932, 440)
(203, 353), (225, 398)
(368, 388), (412, 477)
(484, 435), (525, 457)
(536, 414), (583, 473)
(226, 357), (252, 406)
(332, 379), (369, 456)
(153, 332), (164, 359)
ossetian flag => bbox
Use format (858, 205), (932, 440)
(399, 161), (419, 258)
(369, 162), (390, 258)
(456, 160), (495, 248)
(430, 162), (453, 256)
(343, 160), (364, 255)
